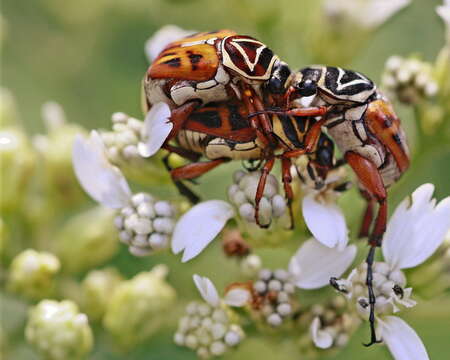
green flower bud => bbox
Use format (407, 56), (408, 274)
(81, 268), (124, 321)
(103, 265), (176, 349)
(0, 217), (7, 258)
(7, 249), (60, 300)
(0, 127), (36, 211)
(33, 102), (87, 207)
(0, 88), (20, 128)
(25, 300), (93, 360)
(55, 207), (118, 273)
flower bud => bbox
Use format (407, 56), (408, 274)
(7, 249), (60, 300)
(0, 128), (36, 211)
(56, 207), (118, 273)
(80, 268), (124, 321)
(115, 193), (175, 256)
(175, 300), (244, 358)
(33, 102), (87, 207)
(228, 170), (288, 227)
(103, 265), (176, 349)
(25, 300), (93, 360)
(252, 268), (297, 327)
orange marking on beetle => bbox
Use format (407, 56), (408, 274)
(149, 44), (219, 81)
(365, 100), (410, 173)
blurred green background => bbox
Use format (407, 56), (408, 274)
(2, 0), (450, 359)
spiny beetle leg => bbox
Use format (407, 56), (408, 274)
(254, 158), (275, 227)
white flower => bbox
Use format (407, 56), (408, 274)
(323, 0), (411, 29)
(300, 168), (350, 250)
(437, 0), (450, 40)
(382, 183), (450, 270)
(138, 102), (173, 158)
(172, 200), (235, 262)
(330, 184), (449, 359)
(310, 317), (333, 349)
(144, 25), (196, 63)
(193, 274), (249, 308)
(72, 130), (131, 208)
(289, 238), (356, 289)
(377, 316), (429, 360)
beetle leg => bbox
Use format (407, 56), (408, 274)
(358, 189), (375, 239)
(281, 157), (294, 229)
(162, 143), (201, 162)
(303, 118), (328, 152)
(345, 151), (386, 347)
(166, 100), (202, 141)
(162, 154), (200, 204)
(254, 158), (275, 228)
(241, 86), (276, 149)
(170, 158), (229, 180)
(249, 106), (330, 119)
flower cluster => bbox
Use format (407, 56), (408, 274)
(115, 192), (175, 256)
(227, 170), (289, 227)
(174, 275), (246, 359)
(25, 300), (93, 360)
(308, 297), (360, 350)
(7, 249), (60, 300)
(382, 55), (439, 104)
(100, 112), (145, 164)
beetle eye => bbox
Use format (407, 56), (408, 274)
(268, 77), (284, 94)
(296, 79), (317, 97)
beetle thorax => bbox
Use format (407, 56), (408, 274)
(220, 35), (278, 82)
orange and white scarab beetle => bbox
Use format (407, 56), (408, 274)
(143, 30), (296, 149)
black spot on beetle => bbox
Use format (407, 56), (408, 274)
(164, 58), (181, 67)
(383, 118), (393, 128)
(392, 133), (402, 145)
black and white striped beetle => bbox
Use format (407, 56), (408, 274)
(257, 65), (410, 346)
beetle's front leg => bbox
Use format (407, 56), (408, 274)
(241, 85), (277, 149)
(166, 100), (202, 141)
(280, 157), (294, 229)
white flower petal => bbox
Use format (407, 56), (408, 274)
(172, 200), (235, 262)
(224, 288), (250, 307)
(383, 184), (450, 270)
(289, 238), (356, 289)
(138, 102), (173, 158)
(324, 0), (411, 29)
(144, 25), (196, 63)
(302, 194), (348, 249)
(437, 1), (450, 35)
(310, 317), (333, 349)
(72, 131), (131, 208)
(193, 274), (220, 307)
(378, 316), (429, 360)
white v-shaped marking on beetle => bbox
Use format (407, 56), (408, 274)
(230, 40), (266, 72)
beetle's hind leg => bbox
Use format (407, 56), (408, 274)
(162, 152), (200, 204)
(345, 151), (387, 347)
(358, 190), (375, 239)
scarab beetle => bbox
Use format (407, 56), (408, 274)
(257, 65), (410, 346)
(143, 30), (325, 153)
(161, 99), (336, 228)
